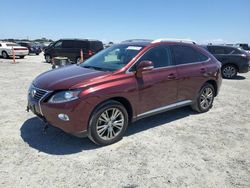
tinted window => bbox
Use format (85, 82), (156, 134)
(225, 47), (243, 55)
(62, 40), (74, 48)
(208, 46), (225, 54)
(138, 45), (172, 68)
(232, 49), (243, 55)
(54, 41), (62, 48)
(172, 45), (208, 65)
(74, 41), (89, 50)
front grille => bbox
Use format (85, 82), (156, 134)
(29, 86), (49, 101)
(34, 89), (47, 101)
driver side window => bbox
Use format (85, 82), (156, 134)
(131, 45), (172, 71)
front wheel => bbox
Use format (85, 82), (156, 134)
(222, 65), (237, 79)
(191, 83), (215, 113)
(19, 56), (25, 59)
(2, 51), (9, 59)
(88, 100), (128, 145)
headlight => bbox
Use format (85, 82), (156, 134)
(48, 90), (81, 103)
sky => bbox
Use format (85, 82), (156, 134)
(0, 0), (249, 44)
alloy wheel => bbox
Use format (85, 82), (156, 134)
(223, 66), (236, 78)
(96, 108), (125, 140)
(200, 87), (214, 110)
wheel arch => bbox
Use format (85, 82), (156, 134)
(204, 80), (218, 96)
(89, 96), (133, 124)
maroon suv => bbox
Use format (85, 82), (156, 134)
(27, 39), (222, 145)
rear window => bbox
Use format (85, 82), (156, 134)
(171, 45), (208, 65)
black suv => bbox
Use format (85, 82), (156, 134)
(202, 45), (250, 78)
(44, 39), (103, 63)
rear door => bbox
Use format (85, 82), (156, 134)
(135, 45), (178, 115)
(171, 44), (209, 101)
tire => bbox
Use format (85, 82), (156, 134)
(45, 54), (51, 63)
(2, 51), (9, 59)
(222, 64), (237, 79)
(88, 100), (128, 145)
(36, 53), (39, 55)
(19, 56), (25, 59)
(191, 83), (215, 113)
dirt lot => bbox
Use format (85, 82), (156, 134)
(0, 54), (249, 188)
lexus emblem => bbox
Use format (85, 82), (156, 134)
(31, 89), (36, 98)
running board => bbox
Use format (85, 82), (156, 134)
(136, 100), (192, 120)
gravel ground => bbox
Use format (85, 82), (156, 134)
(0, 54), (249, 188)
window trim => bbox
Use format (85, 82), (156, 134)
(126, 44), (210, 73)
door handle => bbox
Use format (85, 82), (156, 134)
(200, 68), (206, 74)
(168, 73), (176, 79)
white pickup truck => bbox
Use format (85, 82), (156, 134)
(0, 42), (29, 59)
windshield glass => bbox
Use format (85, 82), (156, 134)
(80, 44), (144, 71)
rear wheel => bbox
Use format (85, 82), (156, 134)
(2, 51), (9, 59)
(222, 64), (237, 79)
(19, 56), (25, 59)
(191, 83), (215, 113)
(88, 100), (128, 145)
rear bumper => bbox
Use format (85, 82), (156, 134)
(238, 64), (250, 73)
(8, 50), (29, 56)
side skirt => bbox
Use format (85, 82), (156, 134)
(135, 100), (193, 120)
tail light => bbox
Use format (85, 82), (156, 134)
(88, 50), (93, 56)
(241, 54), (250, 59)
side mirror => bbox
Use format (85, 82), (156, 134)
(136, 60), (154, 77)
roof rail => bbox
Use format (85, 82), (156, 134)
(121, 39), (153, 43)
(151, 38), (196, 44)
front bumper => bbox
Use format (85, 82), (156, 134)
(27, 89), (90, 137)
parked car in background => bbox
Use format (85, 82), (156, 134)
(234, 43), (250, 53)
(17, 42), (42, 55)
(44, 39), (103, 63)
(0, 42), (29, 59)
(202, 45), (250, 78)
(27, 39), (222, 145)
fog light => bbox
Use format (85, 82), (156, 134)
(58, 114), (69, 121)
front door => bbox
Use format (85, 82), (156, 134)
(136, 45), (178, 115)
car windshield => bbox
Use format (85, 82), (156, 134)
(80, 44), (144, 71)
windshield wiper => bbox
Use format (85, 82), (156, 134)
(82, 65), (107, 71)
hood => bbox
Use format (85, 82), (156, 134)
(33, 65), (111, 91)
